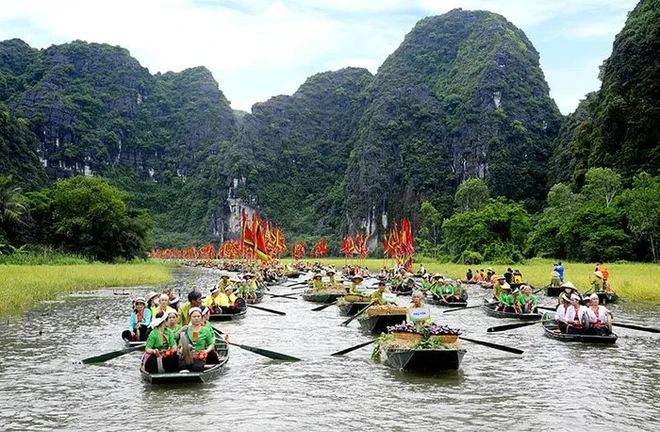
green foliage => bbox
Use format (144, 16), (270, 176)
(556, 0), (660, 184)
(582, 167), (621, 207)
(441, 197), (531, 262)
(47, 177), (153, 261)
(0, 107), (46, 188)
(454, 178), (489, 213)
(619, 172), (660, 261)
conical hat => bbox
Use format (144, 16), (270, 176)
(560, 281), (576, 290)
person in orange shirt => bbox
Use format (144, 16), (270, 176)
(595, 262), (609, 281)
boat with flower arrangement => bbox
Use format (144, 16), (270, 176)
(372, 323), (465, 372)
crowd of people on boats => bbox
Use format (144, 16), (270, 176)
(555, 289), (613, 336)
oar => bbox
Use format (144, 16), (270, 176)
(331, 339), (375, 356)
(442, 304), (482, 313)
(459, 336), (523, 355)
(211, 328), (300, 361)
(613, 322), (660, 333)
(267, 293), (299, 300)
(247, 304), (286, 316)
(290, 284), (311, 290)
(81, 344), (145, 364)
(312, 300), (338, 311)
(487, 321), (540, 333)
(532, 286), (545, 295)
(340, 301), (376, 327)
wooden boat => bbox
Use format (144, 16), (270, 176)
(382, 348), (466, 371)
(338, 301), (371, 316)
(302, 291), (345, 303)
(424, 294), (468, 308)
(246, 288), (265, 305)
(545, 286), (563, 297)
(542, 320), (618, 344)
(357, 314), (406, 333)
(140, 344), (230, 384)
(209, 298), (248, 321)
(482, 299), (543, 321)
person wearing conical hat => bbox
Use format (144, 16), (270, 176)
(492, 275), (506, 300)
(349, 274), (366, 295)
(218, 273), (232, 290)
(550, 267), (561, 287)
(326, 269), (337, 284)
(560, 281), (578, 298)
(592, 270), (605, 293)
(311, 273), (324, 290)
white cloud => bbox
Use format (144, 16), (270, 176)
(0, 0), (640, 111)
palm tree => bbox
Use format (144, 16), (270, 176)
(0, 175), (27, 227)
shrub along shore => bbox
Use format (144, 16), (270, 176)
(0, 262), (174, 317)
(283, 258), (660, 302)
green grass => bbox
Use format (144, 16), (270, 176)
(282, 257), (660, 302)
(0, 262), (175, 317)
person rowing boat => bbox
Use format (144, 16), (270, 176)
(371, 281), (396, 305)
(349, 274), (367, 295)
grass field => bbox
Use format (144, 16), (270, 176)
(0, 262), (175, 317)
(281, 257), (660, 302)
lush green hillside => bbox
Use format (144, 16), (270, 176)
(554, 0), (660, 185)
(228, 67), (373, 238)
(345, 9), (563, 236)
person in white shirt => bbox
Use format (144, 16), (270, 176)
(555, 293), (571, 332)
(565, 293), (589, 334)
(586, 293), (612, 335)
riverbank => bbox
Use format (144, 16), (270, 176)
(0, 262), (175, 316)
(281, 257), (660, 302)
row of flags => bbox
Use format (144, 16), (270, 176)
(340, 231), (369, 258)
(241, 210), (287, 262)
(150, 217), (414, 264)
(383, 218), (415, 271)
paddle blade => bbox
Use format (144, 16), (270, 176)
(247, 304), (286, 316)
(230, 342), (301, 362)
(331, 340), (375, 356)
(340, 301), (376, 326)
(443, 304), (481, 313)
(82, 344), (144, 364)
(460, 336), (523, 355)
(487, 321), (540, 333)
(614, 322), (660, 333)
(312, 300), (337, 311)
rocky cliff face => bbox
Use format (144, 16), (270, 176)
(344, 9), (562, 234)
(551, 0), (660, 185)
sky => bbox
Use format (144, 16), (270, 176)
(0, 0), (639, 114)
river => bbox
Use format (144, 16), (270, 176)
(1, 267), (659, 431)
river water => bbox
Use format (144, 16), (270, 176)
(1, 268), (659, 431)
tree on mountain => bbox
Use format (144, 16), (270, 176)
(454, 178), (490, 213)
(582, 167), (621, 208)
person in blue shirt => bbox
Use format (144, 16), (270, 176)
(555, 262), (565, 282)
